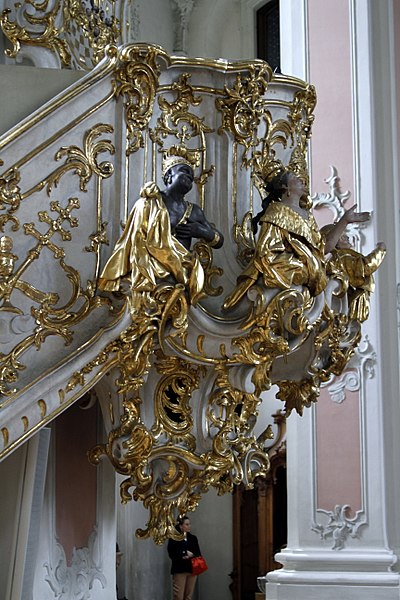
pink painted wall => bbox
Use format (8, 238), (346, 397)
(56, 400), (98, 563)
(316, 388), (361, 513)
(308, 0), (355, 198)
(308, 0), (362, 512)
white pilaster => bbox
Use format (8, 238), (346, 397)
(265, 0), (400, 598)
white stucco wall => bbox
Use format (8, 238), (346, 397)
(0, 65), (83, 134)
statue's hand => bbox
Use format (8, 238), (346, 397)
(344, 204), (370, 225)
(140, 181), (160, 198)
(175, 222), (212, 241)
(119, 278), (131, 295)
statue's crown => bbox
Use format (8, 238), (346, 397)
(253, 159), (286, 196)
(288, 146), (309, 186)
(162, 146), (200, 176)
(262, 160), (286, 182)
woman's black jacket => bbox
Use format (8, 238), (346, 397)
(167, 532), (201, 574)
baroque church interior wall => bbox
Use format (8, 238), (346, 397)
(187, 0), (242, 60)
(32, 413), (118, 600)
(54, 402), (98, 561)
(0, 442), (31, 595)
(133, 0), (175, 53)
(0, 0), (399, 599)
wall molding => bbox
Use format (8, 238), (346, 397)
(44, 528), (106, 600)
(321, 334), (377, 404)
(312, 505), (367, 550)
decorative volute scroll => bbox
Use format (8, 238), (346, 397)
(0, 44), (384, 544)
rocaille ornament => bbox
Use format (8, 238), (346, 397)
(0, 43), (385, 544)
(88, 48), (384, 545)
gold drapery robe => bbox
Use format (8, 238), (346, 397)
(224, 202), (327, 310)
(327, 245), (386, 322)
(253, 202), (327, 296)
(98, 183), (204, 305)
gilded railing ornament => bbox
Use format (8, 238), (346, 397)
(192, 240), (223, 297)
(0, 167), (22, 215)
(0, 123), (115, 396)
(0, 0), (124, 69)
(287, 85), (317, 180)
(49, 124), (115, 190)
(216, 64), (271, 152)
(152, 72), (215, 208)
(65, 0), (121, 68)
(0, 1), (71, 67)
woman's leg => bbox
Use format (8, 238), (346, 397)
(183, 574), (197, 600)
(172, 573), (186, 600)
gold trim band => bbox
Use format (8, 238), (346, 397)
(209, 231), (221, 247)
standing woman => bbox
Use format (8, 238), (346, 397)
(167, 516), (201, 600)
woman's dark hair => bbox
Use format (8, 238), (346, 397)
(176, 515), (189, 529)
(252, 171), (289, 233)
(264, 171), (289, 203)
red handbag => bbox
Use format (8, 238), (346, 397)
(191, 555), (208, 575)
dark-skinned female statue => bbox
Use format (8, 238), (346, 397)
(98, 154), (223, 310)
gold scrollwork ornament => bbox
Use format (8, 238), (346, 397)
(114, 45), (167, 155)
(0, 0), (122, 69)
(0, 4), (71, 67)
